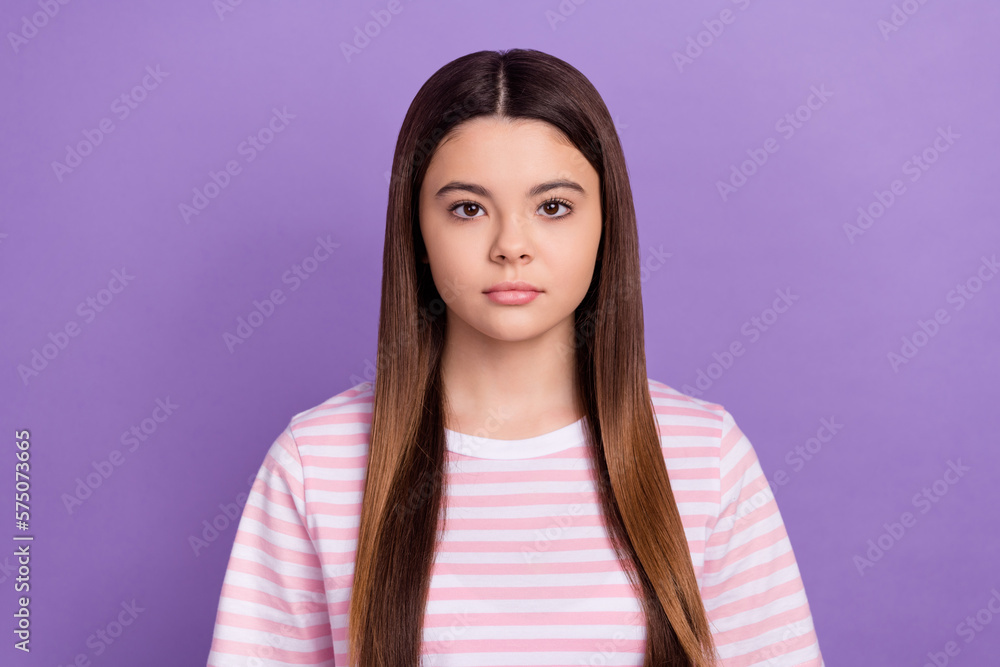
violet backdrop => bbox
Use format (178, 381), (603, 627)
(1, 0), (998, 665)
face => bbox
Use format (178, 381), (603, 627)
(417, 116), (603, 345)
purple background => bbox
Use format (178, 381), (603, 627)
(2, 0), (998, 665)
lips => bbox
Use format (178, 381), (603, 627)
(485, 281), (540, 293)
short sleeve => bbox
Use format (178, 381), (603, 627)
(207, 426), (336, 666)
(700, 410), (825, 666)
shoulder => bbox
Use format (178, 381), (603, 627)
(646, 378), (732, 523)
(646, 377), (737, 469)
(647, 378), (759, 498)
(646, 377), (728, 434)
(284, 380), (375, 454)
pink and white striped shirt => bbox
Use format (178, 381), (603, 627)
(207, 378), (824, 666)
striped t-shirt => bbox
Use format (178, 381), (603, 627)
(207, 379), (824, 666)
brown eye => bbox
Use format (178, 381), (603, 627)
(538, 199), (572, 218)
(449, 201), (485, 219)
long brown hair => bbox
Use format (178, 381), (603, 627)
(348, 48), (719, 667)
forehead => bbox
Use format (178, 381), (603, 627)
(424, 116), (592, 185)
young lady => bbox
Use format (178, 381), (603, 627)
(207, 49), (824, 667)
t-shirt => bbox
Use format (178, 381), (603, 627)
(206, 379), (825, 666)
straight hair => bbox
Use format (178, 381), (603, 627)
(348, 48), (719, 667)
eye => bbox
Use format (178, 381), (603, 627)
(446, 198), (575, 220)
(448, 200), (486, 220)
(538, 198), (573, 218)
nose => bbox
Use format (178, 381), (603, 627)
(491, 213), (532, 263)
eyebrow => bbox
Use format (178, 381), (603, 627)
(433, 179), (586, 200)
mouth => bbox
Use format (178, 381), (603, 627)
(485, 281), (541, 294)
(484, 281), (542, 305)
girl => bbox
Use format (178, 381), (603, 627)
(207, 48), (824, 667)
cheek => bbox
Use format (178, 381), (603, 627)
(573, 258), (598, 289)
(563, 229), (601, 271)
(426, 242), (470, 291)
